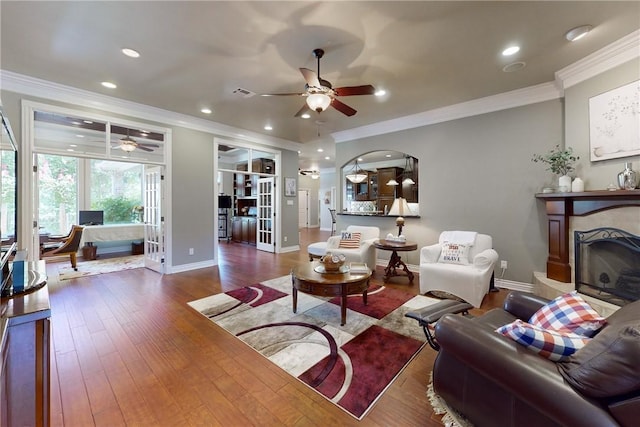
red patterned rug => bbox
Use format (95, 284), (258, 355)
(188, 275), (441, 419)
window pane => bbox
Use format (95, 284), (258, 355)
(91, 160), (143, 224)
(38, 154), (78, 235)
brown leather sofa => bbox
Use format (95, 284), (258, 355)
(433, 291), (640, 427)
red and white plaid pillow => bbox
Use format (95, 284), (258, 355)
(528, 291), (606, 337)
(338, 231), (361, 249)
(496, 320), (591, 361)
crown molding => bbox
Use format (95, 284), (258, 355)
(555, 29), (640, 90)
(0, 70), (302, 152)
(332, 82), (561, 143)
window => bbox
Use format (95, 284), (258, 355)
(37, 154), (143, 235)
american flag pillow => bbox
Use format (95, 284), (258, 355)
(338, 231), (361, 249)
(528, 291), (606, 337)
(496, 320), (591, 362)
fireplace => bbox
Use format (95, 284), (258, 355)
(574, 227), (640, 306)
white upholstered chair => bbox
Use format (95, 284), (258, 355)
(419, 231), (498, 308)
(325, 225), (380, 272)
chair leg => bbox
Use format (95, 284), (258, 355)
(70, 252), (78, 271)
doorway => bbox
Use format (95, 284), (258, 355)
(298, 189), (309, 228)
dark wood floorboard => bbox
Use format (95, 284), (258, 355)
(43, 228), (506, 426)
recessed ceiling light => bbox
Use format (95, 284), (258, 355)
(83, 120), (93, 124)
(565, 25), (593, 42)
(385, 154), (392, 158)
(301, 113), (311, 119)
(324, 156), (330, 160)
(75, 135), (84, 138)
(317, 148), (324, 153)
(502, 46), (520, 56)
(357, 158), (363, 162)
(121, 48), (140, 58)
(375, 89), (386, 97)
(201, 108), (212, 114)
(264, 125), (272, 131)
(69, 144), (78, 147)
(502, 61), (527, 73)
(101, 81), (117, 89)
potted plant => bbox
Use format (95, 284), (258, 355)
(532, 145), (579, 191)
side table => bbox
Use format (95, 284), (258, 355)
(374, 239), (418, 283)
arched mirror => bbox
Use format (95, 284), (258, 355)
(341, 150), (418, 216)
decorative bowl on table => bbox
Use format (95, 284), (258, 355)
(320, 252), (346, 272)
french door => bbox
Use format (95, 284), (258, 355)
(143, 166), (164, 273)
(256, 177), (275, 253)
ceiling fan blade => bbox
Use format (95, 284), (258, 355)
(294, 104), (312, 118)
(137, 142), (160, 148)
(137, 145), (154, 152)
(331, 98), (357, 116)
(300, 68), (321, 88)
(334, 85), (376, 97)
(261, 92), (306, 97)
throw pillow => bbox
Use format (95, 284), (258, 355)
(438, 242), (470, 265)
(528, 291), (606, 337)
(339, 231), (361, 249)
(496, 320), (591, 362)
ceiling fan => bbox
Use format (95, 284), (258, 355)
(113, 130), (160, 153)
(262, 48), (376, 117)
(299, 169), (319, 179)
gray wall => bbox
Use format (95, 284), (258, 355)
(334, 58), (640, 283)
(565, 58), (640, 187)
(336, 100), (563, 282)
(171, 126), (215, 265)
(279, 148), (300, 248)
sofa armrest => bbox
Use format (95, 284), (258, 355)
(420, 244), (441, 264)
(326, 236), (341, 249)
(435, 314), (619, 427)
(503, 291), (549, 320)
(472, 248), (498, 269)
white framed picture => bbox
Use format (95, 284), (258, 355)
(589, 80), (640, 161)
(285, 177), (296, 197)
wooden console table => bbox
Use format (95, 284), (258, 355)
(1, 261), (50, 427)
(535, 190), (640, 283)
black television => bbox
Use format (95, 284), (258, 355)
(79, 210), (104, 225)
(218, 195), (232, 209)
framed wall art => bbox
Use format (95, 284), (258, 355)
(589, 80), (640, 161)
(285, 177), (296, 197)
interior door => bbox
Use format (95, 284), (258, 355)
(298, 189), (308, 228)
(256, 177), (275, 253)
(143, 165), (164, 273)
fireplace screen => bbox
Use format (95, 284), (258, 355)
(574, 227), (640, 306)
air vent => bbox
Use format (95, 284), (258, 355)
(233, 87), (256, 98)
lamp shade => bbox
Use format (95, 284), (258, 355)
(388, 197), (410, 217)
(306, 93), (331, 112)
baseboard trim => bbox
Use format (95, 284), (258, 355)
(280, 245), (301, 253)
(167, 259), (217, 274)
(495, 278), (534, 293)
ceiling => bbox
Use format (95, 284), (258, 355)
(1, 1), (639, 171)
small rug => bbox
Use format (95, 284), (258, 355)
(58, 255), (145, 280)
(427, 372), (474, 427)
(188, 276), (441, 419)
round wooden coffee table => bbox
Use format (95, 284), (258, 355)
(291, 262), (372, 326)
(374, 239), (418, 283)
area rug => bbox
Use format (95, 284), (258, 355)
(188, 275), (441, 419)
(58, 255), (145, 280)
(427, 372), (474, 427)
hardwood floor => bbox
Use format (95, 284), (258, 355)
(44, 228), (507, 426)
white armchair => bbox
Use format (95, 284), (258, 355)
(419, 231), (498, 308)
(326, 225), (380, 272)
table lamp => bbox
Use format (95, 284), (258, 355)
(388, 197), (411, 236)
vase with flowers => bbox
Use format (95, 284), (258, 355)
(532, 145), (579, 192)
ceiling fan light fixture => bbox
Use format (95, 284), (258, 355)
(306, 93), (331, 112)
(121, 143), (136, 152)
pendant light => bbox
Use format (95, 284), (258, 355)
(346, 159), (367, 183)
(402, 155), (415, 185)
